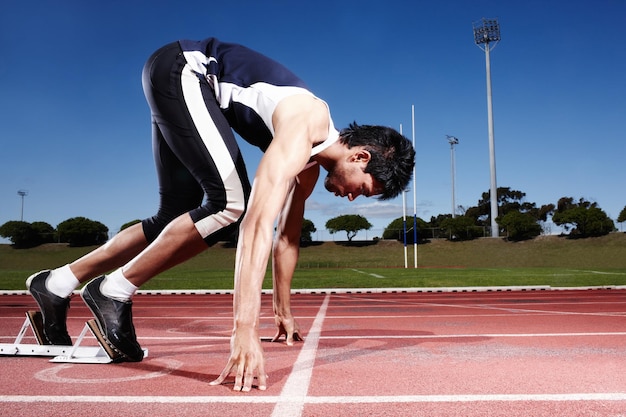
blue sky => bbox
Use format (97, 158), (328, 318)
(1, 0), (625, 243)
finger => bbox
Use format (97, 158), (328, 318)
(257, 363), (268, 391)
(271, 329), (283, 343)
(287, 331), (304, 345)
(209, 361), (235, 386)
(208, 376), (224, 386)
(242, 366), (255, 392)
(234, 363), (245, 391)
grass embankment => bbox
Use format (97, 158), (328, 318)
(1, 233), (625, 290)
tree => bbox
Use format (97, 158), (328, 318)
(301, 218), (316, 242)
(552, 197), (615, 238)
(383, 217), (406, 241)
(0, 220), (56, 248)
(618, 206), (626, 224)
(537, 204), (556, 222)
(31, 221), (55, 243)
(382, 216), (428, 243)
(497, 211), (542, 241)
(465, 187), (553, 236)
(427, 214), (454, 239)
(0, 221), (40, 248)
(57, 217), (109, 247)
(325, 214), (372, 242)
(440, 215), (483, 241)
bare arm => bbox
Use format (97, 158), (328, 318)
(271, 163), (319, 344)
(210, 95), (329, 391)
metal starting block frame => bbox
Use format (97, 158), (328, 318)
(0, 311), (147, 364)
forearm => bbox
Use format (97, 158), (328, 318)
(271, 166), (317, 316)
(229, 109), (319, 331)
(233, 221), (273, 329)
(272, 237), (299, 316)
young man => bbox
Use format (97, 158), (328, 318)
(26, 38), (415, 391)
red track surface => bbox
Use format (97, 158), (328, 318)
(1, 288), (626, 416)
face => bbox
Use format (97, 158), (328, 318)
(324, 151), (384, 201)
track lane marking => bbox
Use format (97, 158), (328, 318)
(270, 294), (330, 417)
(6, 331), (626, 343)
(3, 393), (626, 404)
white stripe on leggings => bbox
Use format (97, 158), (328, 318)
(179, 64), (246, 238)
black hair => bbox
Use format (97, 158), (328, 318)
(339, 122), (415, 200)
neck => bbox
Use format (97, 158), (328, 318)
(312, 139), (342, 172)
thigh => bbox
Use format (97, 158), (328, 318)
(143, 44), (251, 241)
(151, 120), (204, 211)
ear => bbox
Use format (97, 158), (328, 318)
(351, 149), (371, 163)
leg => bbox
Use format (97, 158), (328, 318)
(77, 113), (206, 361)
(69, 222), (149, 282)
(123, 42), (252, 284)
(80, 43), (250, 360)
(123, 214), (208, 286)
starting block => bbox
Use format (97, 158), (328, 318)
(0, 311), (147, 364)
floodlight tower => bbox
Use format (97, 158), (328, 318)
(17, 189), (28, 221)
(473, 17), (500, 237)
(446, 136), (459, 218)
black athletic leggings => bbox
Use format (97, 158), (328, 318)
(140, 42), (251, 245)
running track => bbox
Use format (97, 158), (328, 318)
(1, 286), (626, 416)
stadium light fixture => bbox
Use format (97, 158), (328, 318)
(473, 17), (500, 237)
(446, 136), (459, 218)
(17, 189), (28, 221)
(473, 18), (501, 45)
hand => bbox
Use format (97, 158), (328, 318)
(271, 314), (303, 346)
(210, 327), (267, 391)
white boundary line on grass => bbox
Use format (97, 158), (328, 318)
(2, 285), (626, 297)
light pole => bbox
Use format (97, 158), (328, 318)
(446, 135), (459, 218)
(17, 190), (28, 221)
(473, 17), (500, 237)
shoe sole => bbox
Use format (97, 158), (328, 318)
(86, 319), (125, 362)
(80, 285), (138, 362)
(27, 310), (49, 346)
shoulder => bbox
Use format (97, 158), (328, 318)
(273, 95), (330, 140)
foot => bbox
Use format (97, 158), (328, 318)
(80, 276), (144, 362)
(26, 270), (73, 345)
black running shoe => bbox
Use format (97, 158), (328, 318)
(80, 276), (144, 362)
(26, 270), (72, 346)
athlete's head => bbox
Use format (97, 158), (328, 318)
(335, 122), (415, 200)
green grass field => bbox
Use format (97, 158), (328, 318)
(1, 233), (625, 291)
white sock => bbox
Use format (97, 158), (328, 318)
(46, 264), (80, 298)
(100, 268), (138, 302)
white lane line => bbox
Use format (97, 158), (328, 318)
(6, 331), (626, 344)
(313, 331), (626, 339)
(3, 393), (626, 404)
(146, 331), (626, 340)
(332, 293), (626, 318)
(127, 330), (626, 341)
(310, 393), (626, 402)
(270, 294), (330, 417)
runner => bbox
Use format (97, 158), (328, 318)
(26, 37), (415, 391)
